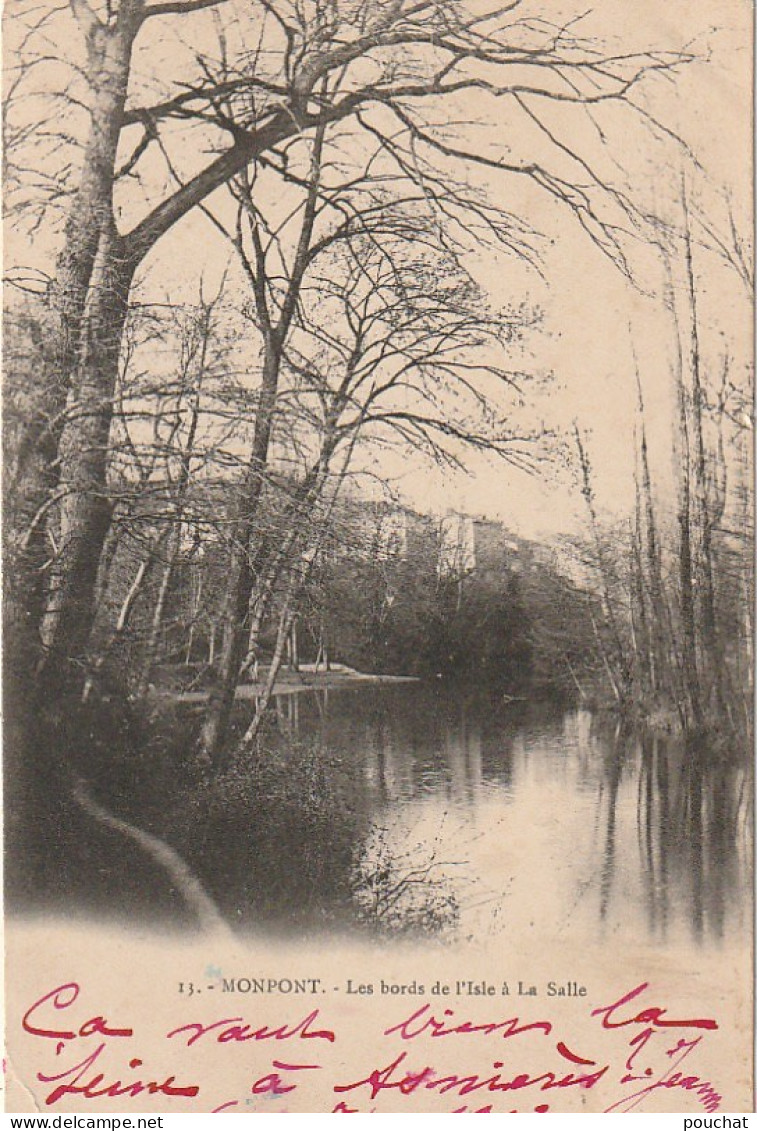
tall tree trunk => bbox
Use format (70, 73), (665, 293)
(135, 306), (210, 696)
(136, 550), (176, 696)
(83, 544), (161, 701)
(197, 122), (327, 763)
(634, 363), (671, 700)
(9, 7), (140, 671)
(233, 449), (350, 758)
(199, 433), (331, 761)
(197, 351), (280, 761)
(631, 494), (652, 698)
(39, 227), (136, 695)
(573, 425), (629, 702)
(667, 263), (703, 731)
(11, 32), (302, 703)
(681, 192), (722, 713)
(237, 567), (304, 753)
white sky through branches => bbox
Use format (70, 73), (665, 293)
(4, 0), (752, 540)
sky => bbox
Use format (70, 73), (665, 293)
(416, 0), (754, 537)
(140, 0), (753, 539)
(4, 0), (753, 543)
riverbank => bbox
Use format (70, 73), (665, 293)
(147, 662), (420, 702)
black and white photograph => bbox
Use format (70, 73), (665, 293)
(3, 0), (753, 1113)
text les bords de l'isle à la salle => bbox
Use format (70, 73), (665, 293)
(188, 978), (588, 998)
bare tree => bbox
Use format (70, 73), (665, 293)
(568, 162), (753, 740)
(195, 174), (542, 760)
(5, 0), (692, 712)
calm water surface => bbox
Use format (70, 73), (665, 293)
(11, 683), (753, 951)
(202, 684), (752, 949)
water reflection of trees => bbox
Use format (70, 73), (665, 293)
(287, 686), (520, 806)
(11, 685), (750, 945)
(597, 723), (753, 943)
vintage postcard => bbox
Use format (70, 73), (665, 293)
(3, 0), (753, 1114)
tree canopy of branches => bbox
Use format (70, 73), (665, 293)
(197, 165), (542, 758)
(5, 0), (692, 702)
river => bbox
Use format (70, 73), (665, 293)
(237, 683), (752, 950)
(10, 683), (753, 954)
